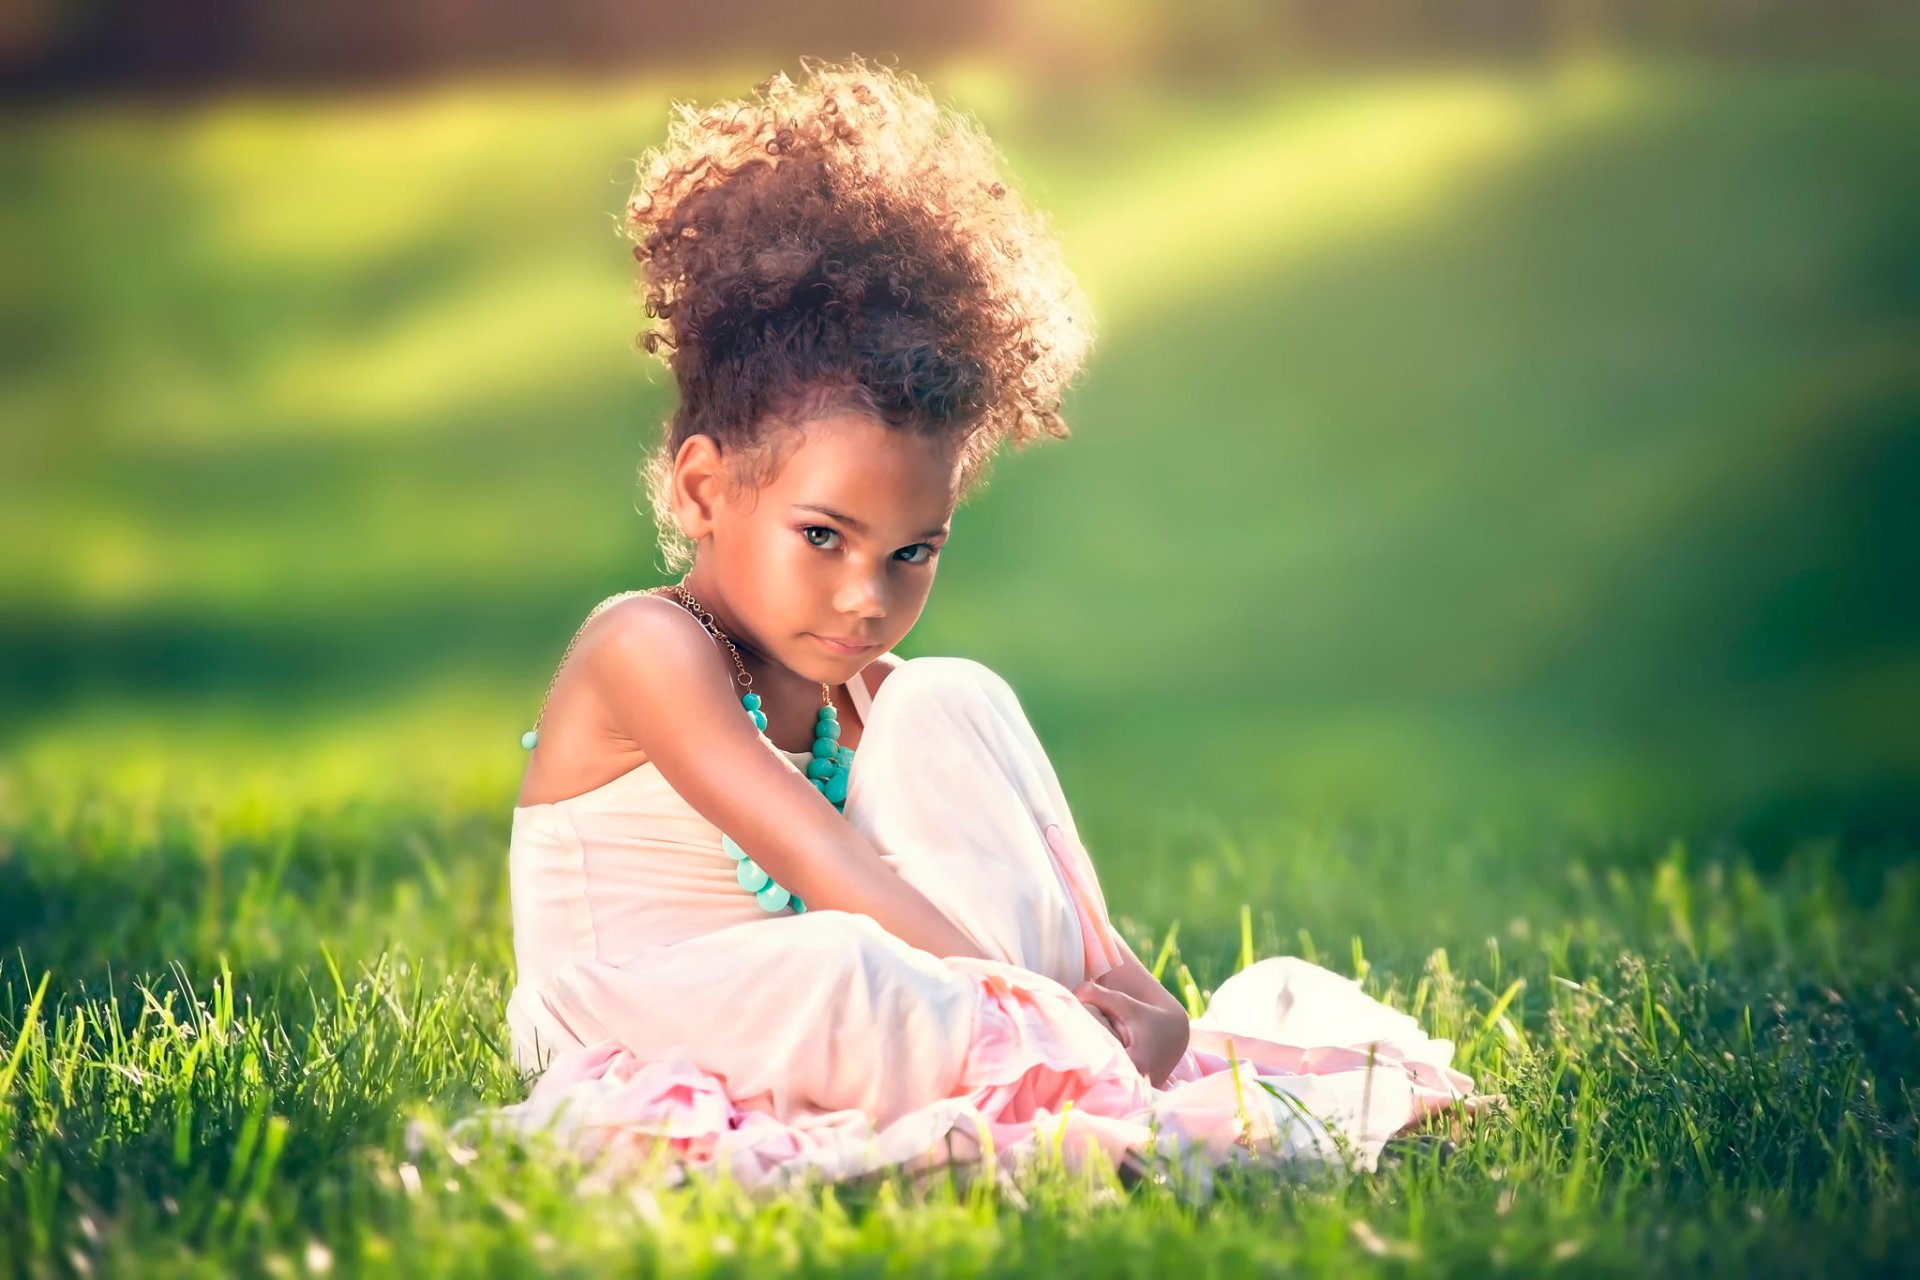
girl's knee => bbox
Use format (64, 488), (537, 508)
(879, 655), (1014, 714)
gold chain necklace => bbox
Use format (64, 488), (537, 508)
(665, 581), (835, 713)
(521, 581), (838, 754)
(519, 580), (852, 915)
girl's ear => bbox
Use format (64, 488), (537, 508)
(670, 434), (727, 541)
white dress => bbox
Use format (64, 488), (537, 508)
(474, 647), (1474, 1197)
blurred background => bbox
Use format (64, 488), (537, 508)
(4, 0), (1918, 879)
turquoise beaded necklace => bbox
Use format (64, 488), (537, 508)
(519, 580), (854, 916)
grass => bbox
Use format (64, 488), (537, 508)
(1, 771), (1915, 1275)
(3, 51), (1918, 1277)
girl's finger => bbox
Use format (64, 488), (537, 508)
(1077, 982), (1144, 1017)
(1075, 981), (1112, 1009)
(1078, 995), (1130, 1046)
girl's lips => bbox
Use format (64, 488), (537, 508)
(813, 634), (876, 654)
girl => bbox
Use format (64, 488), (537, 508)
(486, 56), (1473, 1194)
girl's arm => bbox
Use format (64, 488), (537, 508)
(1094, 932), (1190, 1022)
(1084, 934), (1191, 1085)
(1074, 975), (1190, 1087)
(578, 597), (993, 963)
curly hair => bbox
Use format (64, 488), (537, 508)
(625, 54), (1095, 573)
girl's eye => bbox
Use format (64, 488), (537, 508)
(800, 526), (939, 566)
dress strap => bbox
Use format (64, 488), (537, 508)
(845, 657), (884, 727)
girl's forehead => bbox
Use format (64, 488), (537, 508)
(766, 415), (961, 503)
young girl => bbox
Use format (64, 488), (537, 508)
(486, 56), (1472, 1194)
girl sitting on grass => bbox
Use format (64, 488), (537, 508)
(484, 55), (1473, 1193)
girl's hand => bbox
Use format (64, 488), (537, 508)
(1074, 980), (1188, 1087)
(1076, 989), (1130, 1048)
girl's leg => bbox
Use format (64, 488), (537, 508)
(842, 656), (1123, 989)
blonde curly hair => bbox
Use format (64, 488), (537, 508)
(625, 54), (1095, 573)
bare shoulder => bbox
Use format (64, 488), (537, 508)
(577, 592), (722, 688)
(568, 592), (733, 747)
(582, 589), (693, 645)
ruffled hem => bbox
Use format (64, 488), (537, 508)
(457, 954), (1478, 1200)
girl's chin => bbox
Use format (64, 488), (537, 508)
(774, 645), (850, 685)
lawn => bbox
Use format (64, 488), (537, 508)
(3, 55), (1916, 1275)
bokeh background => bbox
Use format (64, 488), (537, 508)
(4, 5), (1920, 1272)
(4, 3), (1918, 936)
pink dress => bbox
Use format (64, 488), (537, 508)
(482, 649), (1473, 1195)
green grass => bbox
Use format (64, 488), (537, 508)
(3, 52), (1918, 1277)
(2, 773), (1915, 1275)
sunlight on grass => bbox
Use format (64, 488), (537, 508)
(1064, 58), (1638, 329)
(178, 77), (679, 267)
(250, 261), (636, 434)
(17, 60), (1647, 456)
(5, 676), (525, 819)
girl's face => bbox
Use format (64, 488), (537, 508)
(672, 411), (959, 685)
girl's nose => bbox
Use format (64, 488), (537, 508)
(835, 576), (888, 619)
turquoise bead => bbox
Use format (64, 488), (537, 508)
(520, 729), (539, 750)
(713, 690), (853, 910)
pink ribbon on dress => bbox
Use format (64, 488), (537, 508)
(1042, 821), (1128, 984)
